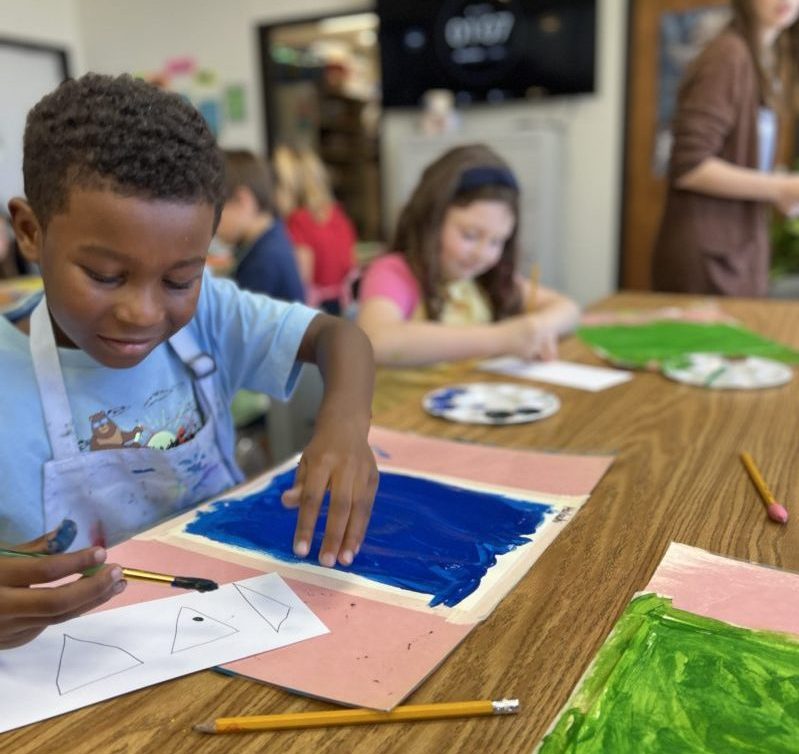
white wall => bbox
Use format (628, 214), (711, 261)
(75, 0), (372, 152)
(0, 0), (87, 207)
(0, 0), (85, 72)
(64, 0), (623, 305)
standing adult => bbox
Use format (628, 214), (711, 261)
(653, 0), (799, 296)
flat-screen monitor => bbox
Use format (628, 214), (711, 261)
(377, 0), (596, 107)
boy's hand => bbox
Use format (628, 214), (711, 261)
(0, 527), (126, 650)
(281, 421), (379, 569)
(287, 313), (378, 568)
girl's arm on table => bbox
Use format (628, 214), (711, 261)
(358, 295), (578, 367)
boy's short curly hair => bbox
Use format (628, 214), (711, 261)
(23, 73), (225, 229)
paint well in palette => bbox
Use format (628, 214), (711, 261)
(538, 593), (799, 754)
(422, 383), (560, 425)
(185, 469), (552, 607)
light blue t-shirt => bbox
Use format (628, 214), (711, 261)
(0, 272), (319, 543)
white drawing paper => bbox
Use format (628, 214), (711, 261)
(0, 572), (328, 733)
(478, 357), (633, 392)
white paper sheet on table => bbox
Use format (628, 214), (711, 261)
(0, 572), (327, 733)
(478, 358), (633, 392)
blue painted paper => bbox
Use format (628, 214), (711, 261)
(185, 469), (552, 607)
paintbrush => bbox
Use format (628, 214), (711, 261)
(0, 548), (219, 592)
(527, 263), (540, 312)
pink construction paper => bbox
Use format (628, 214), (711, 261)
(645, 542), (799, 637)
(93, 431), (615, 709)
(580, 304), (736, 327)
(224, 583), (472, 710)
(369, 426), (613, 497)
(103, 539), (473, 710)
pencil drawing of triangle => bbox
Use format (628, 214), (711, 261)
(56, 634), (143, 695)
(234, 583), (291, 632)
(170, 607), (239, 653)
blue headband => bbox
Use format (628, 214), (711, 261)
(456, 166), (519, 193)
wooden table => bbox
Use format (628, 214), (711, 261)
(5, 292), (799, 753)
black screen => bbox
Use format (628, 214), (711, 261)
(377, 0), (596, 107)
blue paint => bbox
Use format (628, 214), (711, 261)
(47, 518), (77, 553)
(185, 469), (552, 607)
(428, 387), (467, 411)
(370, 444), (391, 459)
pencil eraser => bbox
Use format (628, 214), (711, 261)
(767, 503), (789, 524)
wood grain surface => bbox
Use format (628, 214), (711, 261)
(4, 292), (798, 754)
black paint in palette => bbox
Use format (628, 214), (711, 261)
(484, 406), (542, 422)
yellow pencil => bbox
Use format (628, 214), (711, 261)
(194, 699), (520, 734)
(527, 263), (540, 312)
(740, 452), (789, 524)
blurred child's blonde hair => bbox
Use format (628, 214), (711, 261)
(273, 144), (334, 221)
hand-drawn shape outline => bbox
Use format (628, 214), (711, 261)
(56, 634), (143, 695)
(234, 583), (292, 632)
(170, 607), (239, 654)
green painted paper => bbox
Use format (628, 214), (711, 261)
(538, 594), (799, 754)
(577, 321), (799, 368)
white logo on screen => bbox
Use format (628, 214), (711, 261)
(444, 4), (516, 51)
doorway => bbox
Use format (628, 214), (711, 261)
(259, 12), (382, 243)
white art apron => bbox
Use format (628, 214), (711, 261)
(30, 298), (240, 550)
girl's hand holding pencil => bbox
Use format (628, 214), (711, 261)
(499, 313), (560, 362)
(0, 520), (124, 650)
(494, 264), (579, 362)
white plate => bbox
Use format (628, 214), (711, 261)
(422, 382), (560, 425)
(661, 353), (793, 390)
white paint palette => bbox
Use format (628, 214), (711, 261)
(422, 382), (560, 425)
(661, 353), (793, 390)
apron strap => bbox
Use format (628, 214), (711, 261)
(29, 298), (81, 459)
(168, 326), (219, 416)
(169, 325), (242, 483)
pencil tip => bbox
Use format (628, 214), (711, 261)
(193, 722), (215, 733)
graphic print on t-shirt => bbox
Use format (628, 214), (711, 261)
(88, 411), (143, 450)
(78, 381), (203, 453)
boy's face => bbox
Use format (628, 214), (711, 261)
(11, 187), (215, 368)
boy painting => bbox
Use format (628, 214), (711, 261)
(0, 74), (377, 649)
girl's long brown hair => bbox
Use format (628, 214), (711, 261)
(729, 0), (799, 108)
(391, 144), (522, 321)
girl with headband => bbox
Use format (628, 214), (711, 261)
(357, 144), (579, 366)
